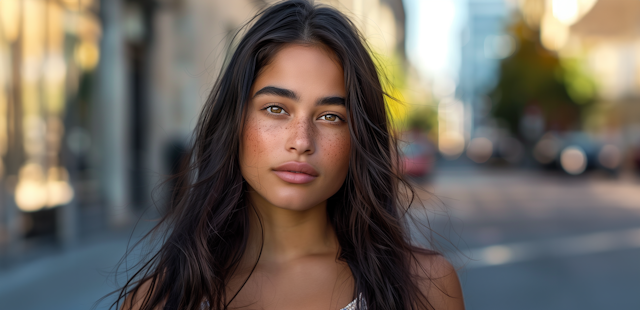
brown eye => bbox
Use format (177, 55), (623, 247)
(268, 106), (284, 114)
(320, 114), (339, 122)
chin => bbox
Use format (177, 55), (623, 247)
(267, 191), (321, 211)
(250, 183), (325, 211)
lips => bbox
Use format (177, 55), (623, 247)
(272, 161), (319, 184)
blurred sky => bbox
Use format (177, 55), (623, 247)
(404, 0), (466, 82)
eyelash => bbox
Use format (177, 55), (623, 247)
(263, 105), (288, 115)
(318, 114), (344, 122)
(262, 105), (344, 122)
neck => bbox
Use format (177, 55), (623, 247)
(244, 190), (338, 265)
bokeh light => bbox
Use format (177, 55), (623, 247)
(534, 134), (561, 165)
(467, 137), (493, 164)
(560, 145), (587, 175)
(598, 144), (622, 170)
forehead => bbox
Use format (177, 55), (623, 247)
(251, 44), (345, 97)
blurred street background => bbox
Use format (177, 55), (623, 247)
(0, 0), (639, 309)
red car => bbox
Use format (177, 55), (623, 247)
(400, 131), (436, 178)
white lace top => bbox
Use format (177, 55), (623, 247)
(202, 297), (363, 310)
(340, 298), (358, 310)
(202, 295), (363, 310)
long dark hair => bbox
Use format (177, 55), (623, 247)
(112, 1), (440, 309)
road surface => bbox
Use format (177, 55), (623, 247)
(423, 167), (640, 310)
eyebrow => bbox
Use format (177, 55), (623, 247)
(253, 86), (345, 106)
(317, 96), (345, 106)
(253, 86), (299, 101)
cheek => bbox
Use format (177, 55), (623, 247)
(240, 117), (275, 171)
(321, 130), (351, 177)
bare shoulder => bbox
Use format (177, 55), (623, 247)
(411, 251), (465, 310)
(120, 278), (164, 310)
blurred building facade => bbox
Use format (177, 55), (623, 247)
(0, 0), (406, 263)
(567, 0), (640, 156)
(0, 0), (102, 260)
(437, 0), (512, 160)
(458, 0), (511, 133)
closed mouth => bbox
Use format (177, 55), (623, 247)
(285, 170), (310, 174)
(272, 161), (319, 177)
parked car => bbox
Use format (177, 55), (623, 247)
(533, 131), (623, 175)
(399, 130), (436, 178)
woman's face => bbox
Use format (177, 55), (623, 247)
(240, 44), (350, 211)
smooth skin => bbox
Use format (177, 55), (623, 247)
(124, 44), (464, 310)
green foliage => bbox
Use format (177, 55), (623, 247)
(490, 18), (595, 136)
(370, 49), (409, 124)
(405, 106), (437, 133)
(560, 58), (596, 105)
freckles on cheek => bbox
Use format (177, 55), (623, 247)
(323, 131), (351, 166)
(241, 122), (260, 167)
(242, 118), (278, 167)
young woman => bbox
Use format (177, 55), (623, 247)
(114, 1), (464, 309)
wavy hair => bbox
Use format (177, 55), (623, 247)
(111, 1), (440, 309)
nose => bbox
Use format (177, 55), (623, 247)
(286, 117), (315, 155)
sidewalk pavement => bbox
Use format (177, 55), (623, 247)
(0, 232), (140, 310)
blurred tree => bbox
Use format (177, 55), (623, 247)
(406, 105), (437, 133)
(372, 50), (408, 125)
(490, 18), (595, 139)
(373, 50), (437, 135)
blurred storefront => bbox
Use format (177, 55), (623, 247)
(0, 0), (407, 263)
(0, 0), (101, 260)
